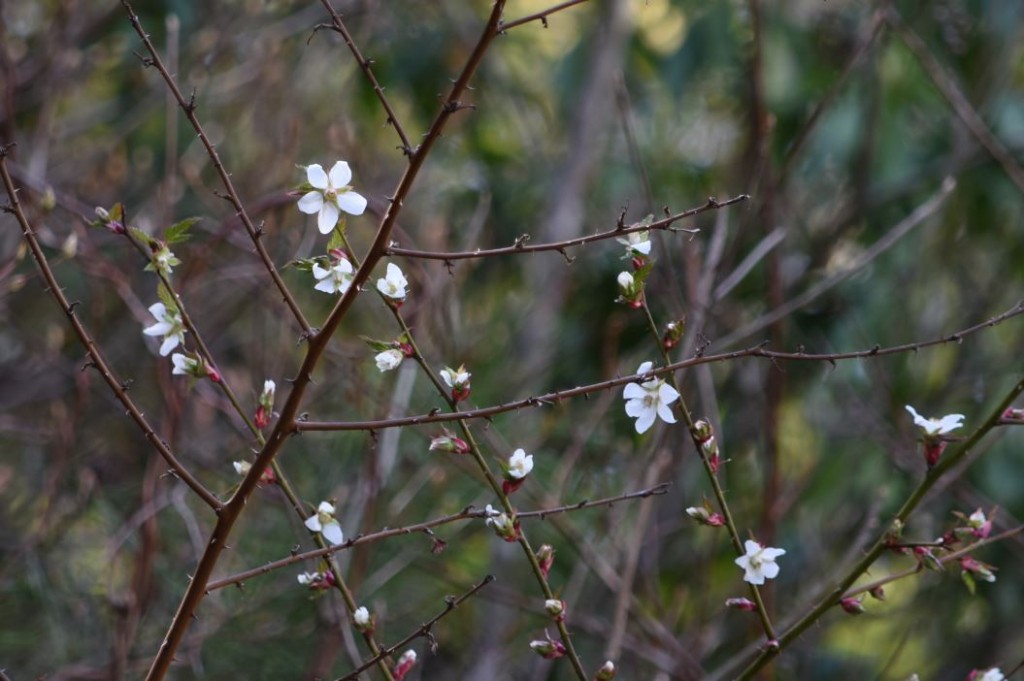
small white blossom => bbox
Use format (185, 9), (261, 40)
(616, 271), (634, 290)
(975, 669), (1005, 681)
(297, 161), (367, 234)
(142, 302), (186, 356)
(171, 352), (198, 376)
(507, 448), (534, 480)
(312, 258), (355, 295)
(376, 262), (408, 302)
(622, 361), (680, 434)
(304, 501), (344, 546)
(905, 405), (965, 437)
(735, 539), (786, 585)
(440, 365), (471, 389)
(616, 230), (651, 257)
(262, 380), (276, 399)
(375, 348), (404, 372)
(354, 606), (370, 626)
(232, 461), (251, 476)
(296, 572), (318, 586)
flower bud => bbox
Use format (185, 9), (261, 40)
(1000, 407), (1024, 422)
(393, 650), (417, 681)
(297, 570), (335, 591)
(960, 555), (996, 583)
(685, 505), (725, 527)
(529, 631), (566, 660)
(353, 606), (374, 633)
(536, 544), (555, 579)
(839, 597), (865, 615)
(914, 546), (945, 572)
(692, 419), (714, 443)
(484, 505), (520, 543)
(725, 597), (757, 611)
(662, 319), (685, 350)
(429, 430), (470, 454)
(923, 440), (946, 468)
(869, 585), (885, 601)
(544, 598), (566, 622)
(616, 271), (643, 308)
(594, 661), (617, 680)
(255, 380), (276, 429)
(440, 365), (472, 403)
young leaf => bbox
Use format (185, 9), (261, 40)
(157, 283), (178, 312)
(165, 217), (200, 244)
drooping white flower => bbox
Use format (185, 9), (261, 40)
(507, 448), (534, 480)
(171, 352), (198, 376)
(304, 501), (344, 546)
(440, 365), (471, 389)
(622, 361), (680, 434)
(375, 348), (404, 372)
(616, 230), (652, 257)
(376, 262), (408, 302)
(297, 161), (368, 234)
(312, 257), (355, 295)
(735, 539), (786, 585)
(142, 302), (186, 356)
(905, 405), (965, 437)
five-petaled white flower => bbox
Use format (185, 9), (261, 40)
(375, 349), (404, 372)
(905, 405), (965, 437)
(623, 361), (680, 434)
(616, 230), (652, 257)
(376, 263), (408, 302)
(142, 302), (186, 356)
(304, 501), (344, 546)
(507, 448), (534, 480)
(297, 161), (368, 234)
(735, 539), (786, 585)
(312, 258), (355, 295)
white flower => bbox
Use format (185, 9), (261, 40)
(297, 161), (368, 234)
(296, 572), (318, 585)
(304, 501), (344, 546)
(507, 448), (534, 480)
(376, 262), (408, 301)
(171, 352), (198, 376)
(375, 348), (404, 372)
(735, 539), (786, 585)
(616, 271), (634, 291)
(616, 230), (652, 256)
(262, 380), (276, 397)
(905, 405), (965, 437)
(440, 365), (471, 389)
(312, 258), (355, 295)
(353, 606), (370, 626)
(142, 302), (186, 356)
(976, 669), (1005, 681)
(622, 361), (680, 434)
(232, 460), (252, 476)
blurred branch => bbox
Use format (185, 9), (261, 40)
(314, 0), (414, 157)
(385, 195), (747, 261)
(500, 0), (592, 32)
(717, 176), (957, 348)
(205, 483), (670, 592)
(120, 0), (313, 336)
(0, 146), (222, 511)
(334, 575), (495, 681)
(297, 299), (1024, 433)
(886, 6), (1024, 195)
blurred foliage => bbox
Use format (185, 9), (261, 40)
(1, 1), (1023, 679)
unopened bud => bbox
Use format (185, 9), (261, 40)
(839, 597), (865, 615)
(685, 505), (725, 527)
(393, 650), (417, 681)
(725, 597), (757, 611)
(869, 585), (885, 601)
(429, 430), (470, 454)
(914, 546), (945, 572)
(544, 599), (566, 622)
(529, 632), (566, 660)
(662, 319), (685, 350)
(353, 606), (374, 633)
(594, 660), (617, 680)
(536, 544), (555, 579)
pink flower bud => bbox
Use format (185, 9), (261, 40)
(914, 546), (945, 572)
(923, 440), (946, 468)
(869, 585), (885, 601)
(725, 597), (757, 611)
(393, 650), (417, 681)
(839, 597), (865, 615)
(429, 431), (470, 454)
(536, 544), (555, 579)
(529, 631), (566, 660)
(254, 405), (271, 430)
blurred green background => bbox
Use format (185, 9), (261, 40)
(1, 1), (1023, 679)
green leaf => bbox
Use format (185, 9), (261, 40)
(108, 202), (124, 223)
(288, 257), (325, 273)
(359, 335), (394, 352)
(156, 283), (177, 311)
(165, 217), (200, 244)
(128, 226), (149, 245)
(961, 570), (976, 596)
(326, 222), (347, 252)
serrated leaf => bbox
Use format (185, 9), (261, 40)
(156, 283), (177, 311)
(326, 224), (346, 251)
(165, 217), (200, 244)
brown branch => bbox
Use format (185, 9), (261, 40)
(120, 0), (312, 336)
(500, 0), (592, 31)
(296, 301), (1024, 433)
(315, 1), (414, 156)
(137, 4), (509, 679)
(333, 575), (495, 681)
(0, 146), (222, 511)
(385, 195), (748, 261)
(206, 483), (669, 592)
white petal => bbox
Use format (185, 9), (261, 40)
(744, 540), (761, 555)
(636, 361), (653, 375)
(656, 401), (677, 424)
(328, 161), (352, 187)
(304, 515), (322, 532)
(143, 321), (171, 337)
(624, 399), (647, 418)
(297, 190), (324, 215)
(159, 335), (179, 356)
(314, 279), (338, 294)
(634, 409), (655, 434)
(148, 302), (166, 318)
(336, 190), (367, 216)
(318, 501), (336, 514)
(321, 521), (344, 546)
(318, 202), (340, 234)
(306, 164), (328, 189)
(936, 414), (965, 433)
(634, 240), (652, 255)
(761, 562), (780, 580)
(761, 547), (786, 560)
(312, 264), (330, 280)
(905, 405), (927, 428)
(623, 383), (645, 399)
(659, 383), (680, 405)
(745, 570), (766, 585)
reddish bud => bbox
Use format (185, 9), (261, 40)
(502, 477), (526, 495)
(725, 597), (757, 611)
(536, 544), (555, 579)
(839, 597), (865, 615)
(869, 585), (885, 601)
(254, 405), (271, 430)
(923, 440), (946, 468)
(392, 650), (417, 681)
